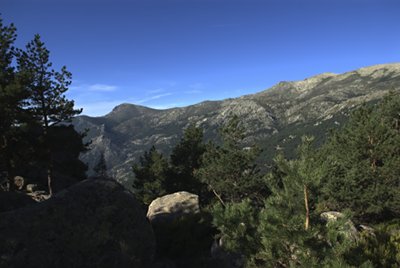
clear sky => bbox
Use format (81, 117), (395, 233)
(2, 0), (400, 116)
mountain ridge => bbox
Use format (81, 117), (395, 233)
(72, 63), (400, 185)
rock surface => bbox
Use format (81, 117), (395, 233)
(72, 63), (400, 184)
(320, 211), (359, 241)
(147, 191), (200, 223)
(0, 190), (36, 213)
(147, 192), (213, 264)
(0, 179), (155, 268)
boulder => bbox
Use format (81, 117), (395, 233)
(147, 192), (213, 263)
(358, 224), (375, 235)
(0, 178), (155, 268)
(147, 191), (200, 223)
(320, 211), (359, 241)
(13, 176), (25, 190)
(26, 184), (38, 193)
(0, 190), (36, 213)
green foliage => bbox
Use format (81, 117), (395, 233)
(167, 124), (208, 197)
(319, 92), (400, 223)
(132, 146), (169, 205)
(209, 94), (400, 267)
(17, 34), (81, 126)
(210, 136), (388, 267)
(0, 18), (29, 176)
(195, 115), (265, 205)
(0, 16), (86, 192)
(252, 137), (326, 266)
(345, 221), (400, 267)
(211, 199), (260, 259)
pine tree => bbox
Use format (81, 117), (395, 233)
(166, 124), (207, 197)
(17, 34), (81, 196)
(132, 146), (169, 205)
(47, 126), (87, 180)
(0, 18), (25, 178)
(255, 137), (324, 266)
(211, 199), (260, 261)
(320, 92), (400, 223)
(195, 115), (265, 205)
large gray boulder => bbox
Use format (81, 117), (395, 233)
(146, 192), (213, 263)
(147, 191), (200, 223)
(0, 179), (155, 268)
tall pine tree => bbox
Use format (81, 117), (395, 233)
(166, 124), (207, 197)
(195, 115), (265, 205)
(132, 146), (169, 205)
(0, 18), (30, 182)
(17, 34), (81, 196)
(320, 92), (400, 223)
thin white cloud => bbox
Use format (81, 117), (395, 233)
(88, 84), (118, 92)
(70, 82), (118, 92)
(137, 93), (173, 104)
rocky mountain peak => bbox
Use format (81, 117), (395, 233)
(105, 103), (160, 124)
(73, 63), (400, 184)
(289, 72), (338, 92)
(355, 63), (400, 78)
(107, 103), (152, 116)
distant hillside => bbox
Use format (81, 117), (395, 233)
(72, 63), (400, 186)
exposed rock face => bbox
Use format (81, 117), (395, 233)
(147, 191), (200, 223)
(320, 211), (359, 241)
(0, 179), (155, 268)
(72, 63), (400, 184)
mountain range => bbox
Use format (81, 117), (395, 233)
(72, 63), (400, 186)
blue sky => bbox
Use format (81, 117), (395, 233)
(2, 0), (400, 116)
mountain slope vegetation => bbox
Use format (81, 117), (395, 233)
(73, 63), (400, 185)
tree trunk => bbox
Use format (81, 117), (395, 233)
(47, 168), (53, 197)
(210, 185), (225, 207)
(304, 184), (310, 231)
(43, 124), (53, 197)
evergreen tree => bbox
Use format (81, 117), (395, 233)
(132, 146), (169, 205)
(0, 16), (86, 193)
(320, 92), (400, 223)
(167, 124), (207, 196)
(209, 137), (354, 267)
(195, 115), (265, 205)
(46, 125), (87, 186)
(17, 34), (82, 196)
(254, 137), (325, 266)
(211, 199), (260, 261)
(0, 18), (29, 181)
